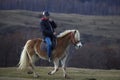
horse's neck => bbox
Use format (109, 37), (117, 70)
(57, 33), (71, 49)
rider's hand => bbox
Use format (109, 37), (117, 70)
(53, 32), (56, 35)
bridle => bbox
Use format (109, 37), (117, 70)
(70, 32), (80, 46)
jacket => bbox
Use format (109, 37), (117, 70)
(40, 17), (57, 39)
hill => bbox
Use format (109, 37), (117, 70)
(0, 67), (120, 80)
(0, 10), (120, 69)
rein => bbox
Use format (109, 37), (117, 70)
(70, 32), (80, 45)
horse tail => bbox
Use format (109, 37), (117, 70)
(18, 40), (31, 70)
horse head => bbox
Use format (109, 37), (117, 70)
(70, 30), (82, 49)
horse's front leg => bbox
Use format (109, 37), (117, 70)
(61, 55), (70, 79)
(48, 58), (59, 75)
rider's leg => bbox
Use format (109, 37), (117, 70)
(45, 37), (52, 62)
(51, 37), (56, 49)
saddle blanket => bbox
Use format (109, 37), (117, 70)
(40, 39), (56, 52)
(40, 41), (47, 52)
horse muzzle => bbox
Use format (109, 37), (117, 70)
(75, 42), (82, 49)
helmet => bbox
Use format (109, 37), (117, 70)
(42, 11), (50, 16)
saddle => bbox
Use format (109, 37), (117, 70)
(40, 39), (57, 52)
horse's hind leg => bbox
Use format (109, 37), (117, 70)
(28, 54), (40, 78)
(48, 58), (59, 75)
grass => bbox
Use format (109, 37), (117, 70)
(0, 67), (120, 80)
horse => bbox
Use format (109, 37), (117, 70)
(18, 29), (82, 78)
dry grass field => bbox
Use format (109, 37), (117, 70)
(0, 10), (120, 39)
(0, 67), (120, 80)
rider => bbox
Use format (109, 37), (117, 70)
(40, 11), (57, 62)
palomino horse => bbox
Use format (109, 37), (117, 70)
(18, 29), (82, 78)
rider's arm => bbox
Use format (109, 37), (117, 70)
(40, 21), (54, 37)
(49, 20), (57, 29)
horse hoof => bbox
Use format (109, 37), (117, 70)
(48, 72), (52, 75)
(27, 71), (33, 74)
(65, 74), (71, 79)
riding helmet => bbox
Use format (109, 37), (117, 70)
(42, 11), (50, 16)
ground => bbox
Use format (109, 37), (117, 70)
(0, 67), (120, 80)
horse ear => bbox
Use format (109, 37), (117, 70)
(74, 30), (76, 34)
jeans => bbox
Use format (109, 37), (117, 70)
(45, 37), (52, 58)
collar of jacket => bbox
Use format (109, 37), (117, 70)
(41, 17), (49, 21)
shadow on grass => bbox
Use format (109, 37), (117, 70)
(84, 78), (96, 80)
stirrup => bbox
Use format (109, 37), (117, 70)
(48, 57), (52, 62)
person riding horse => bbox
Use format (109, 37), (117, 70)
(18, 29), (82, 78)
(40, 11), (57, 62)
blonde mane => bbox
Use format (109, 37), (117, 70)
(57, 29), (76, 38)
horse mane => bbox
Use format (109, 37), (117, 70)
(57, 29), (76, 38)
